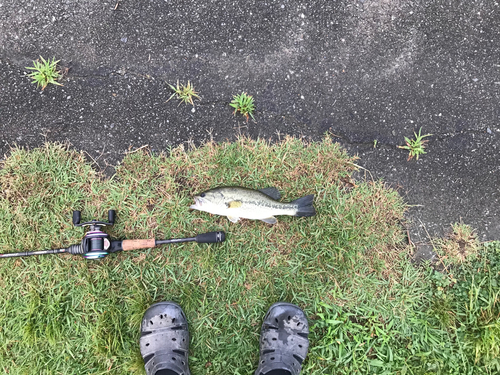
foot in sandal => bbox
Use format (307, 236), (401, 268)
(140, 302), (191, 375)
(139, 301), (308, 375)
(254, 302), (310, 375)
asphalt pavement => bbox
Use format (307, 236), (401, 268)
(1, 0), (499, 242)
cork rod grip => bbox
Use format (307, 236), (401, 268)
(121, 239), (156, 251)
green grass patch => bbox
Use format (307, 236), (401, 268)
(397, 128), (432, 161)
(230, 92), (256, 121)
(25, 56), (63, 90)
(0, 137), (498, 374)
(166, 80), (200, 106)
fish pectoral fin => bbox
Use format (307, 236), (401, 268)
(227, 216), (240, 223)
(261, 216), (278, 225)
(226, 200), (243, 209)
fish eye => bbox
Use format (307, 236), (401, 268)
(200, 193), (206, 197)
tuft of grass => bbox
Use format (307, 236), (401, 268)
(230, 92), (255, 121)
(397, 127), (432, 160)
(25, 56), (63, 90)
(166, 80), (200, 106)
(437, 223), (480, 264)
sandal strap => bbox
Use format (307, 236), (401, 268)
(144, 352), (190, 375)
(255, 352), (302, 375)
(140, 327), (189, 356)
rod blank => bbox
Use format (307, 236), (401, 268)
(0, 248), (67, 258)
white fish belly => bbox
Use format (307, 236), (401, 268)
(227, 205), (296, 219)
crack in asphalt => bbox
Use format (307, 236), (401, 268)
(322, 129), (496, 148)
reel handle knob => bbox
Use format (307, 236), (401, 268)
(72, 211), (81, 225)
(108, 210), (116, 225)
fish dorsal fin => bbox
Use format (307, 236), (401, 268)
(227, 200), (243, 209)
(258, 187), (281, 200)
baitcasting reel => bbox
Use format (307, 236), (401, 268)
(69, 209), (116, 259)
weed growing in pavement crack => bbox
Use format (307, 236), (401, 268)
(230, 92), (255, 122)
(398, 127), (432, 160)
(26, 56), (63, 90)
(166, 80), (200, 106)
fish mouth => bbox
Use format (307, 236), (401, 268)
(190, 196), (203, 209)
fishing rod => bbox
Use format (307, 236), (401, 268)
(0, 210), (225, 260)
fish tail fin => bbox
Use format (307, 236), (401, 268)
(292, 194), (316, 217)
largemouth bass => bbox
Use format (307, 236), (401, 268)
(190, 186), (315, 224)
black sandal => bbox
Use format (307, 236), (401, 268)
(254, 302), (309, 375)
(140, 301), (191, 375)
